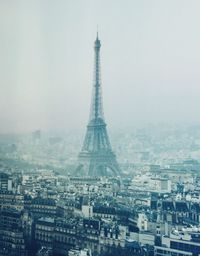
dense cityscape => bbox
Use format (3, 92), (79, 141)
(1, 124), (200, 256)
(1, 35), (200, 255)
(1, 1), (200, 256)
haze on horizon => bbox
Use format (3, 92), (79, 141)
(1, 0), (200, 134)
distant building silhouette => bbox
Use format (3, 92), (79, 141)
(32, 130), (41, 141)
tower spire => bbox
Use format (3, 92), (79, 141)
(96, 25), (99, 39)
(90, 33), (103, 121)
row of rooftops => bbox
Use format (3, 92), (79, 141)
(165, 228), (200, 243)
(36, 216), (126, 235)
(0, 190), (21, 195)
(93, 205), (131, 217)
(151, 200), (200, 212)
(31, 197), (56, 206)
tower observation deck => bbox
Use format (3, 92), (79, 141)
(76, 34), (121, 177)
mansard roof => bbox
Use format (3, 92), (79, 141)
(191, 203), (200, 213)
(93, 206), (116, 215)
(175, 201), (188, 212)
(32, 197), (56, 206)
(162, 201), (175, 211)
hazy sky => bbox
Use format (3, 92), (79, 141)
(1, 0), (200, 133)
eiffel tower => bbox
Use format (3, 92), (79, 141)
(77, 34), (121, 177)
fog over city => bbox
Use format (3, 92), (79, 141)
(1, 0), (200, 133)
(2, 2), (200, 256)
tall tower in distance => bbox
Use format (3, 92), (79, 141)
(77, 34), (121, 177)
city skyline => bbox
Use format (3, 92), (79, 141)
(1, 2), (200, 256)
(1, 0), (200, 134)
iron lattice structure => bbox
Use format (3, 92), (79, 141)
(77, 34), (121, 176)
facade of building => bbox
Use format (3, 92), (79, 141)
(155, 231), (200, 256)
(0, 173), (12, 191)
(30, 198), (57, 217)
(0, 209), (26, 256)
(0, 190), (24, 211)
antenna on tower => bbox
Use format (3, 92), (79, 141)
(97, 25), (99, 39)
